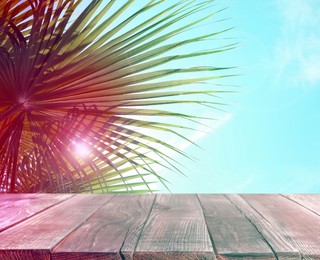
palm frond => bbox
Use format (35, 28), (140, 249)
(0, 0), (235, 193)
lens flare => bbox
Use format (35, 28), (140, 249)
(74, 143), (90, 157)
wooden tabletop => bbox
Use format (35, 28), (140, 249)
(0, 194), (319, 259)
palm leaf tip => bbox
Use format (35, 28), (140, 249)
(0, 0), (235, 193)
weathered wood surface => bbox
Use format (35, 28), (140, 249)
(0, 194), (73, 232)
(232, 194), (320, 259)
(0, 194), (114, 259)
(198, 194), (275, 259)
(52, 194), (155, 260)
(134, 194), (214, 259)
(283, 194), (320, 216)
(0, 194), (319, 260)
(226, 194), (300, 259)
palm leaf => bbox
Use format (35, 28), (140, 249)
(0, 0), (235, 193)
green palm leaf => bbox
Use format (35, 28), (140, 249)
(0, 0), (235, 193)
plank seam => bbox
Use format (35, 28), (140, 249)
(131, 194), (157, 259)
(224, 195), (279, 260)
(196, 194), (218, 259)
(0, 194), (76, 233)
(119, 228), (130, 260)
(280, 194), (320, 218)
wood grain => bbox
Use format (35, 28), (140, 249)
(240, 194), (320, 259)
(0, 194), (35, 207)
(134, 194), (215, 260)
(52, 194), (155, 260)
(198, 194), (275, 259)
(0, 250), (50, 260)
(0, 194), (318, 259)
(0, 193), (73, 232)
(226, 194), (300, 260)
(282, 194), (320, 216)
(0, 194), (114, 260)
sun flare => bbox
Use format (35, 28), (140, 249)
(74, 143), (90, 158)
(0, 0), (232, 193)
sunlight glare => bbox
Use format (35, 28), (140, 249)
(74, 142), (90, 157)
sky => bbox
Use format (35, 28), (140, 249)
(73, 0), (320, 193)
(157, 0), (320, 193)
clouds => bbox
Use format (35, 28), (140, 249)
(277, 0), (318, 25)
(272, 0), (320, 87)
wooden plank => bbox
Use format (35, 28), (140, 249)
(0, 250), (50, 260)
(242, 194), (320, 259)
(283, 194), (320, 216)
(197, 194), (275, 259)
(0, 194), (114, 260)
(0, 193), (73, 232)
(226, 194), (300, 259)
(52, 194), (155, 260)
(0, 194), (35, 207)
(229, 194), (320, 259)
(134, 194), (215, 260)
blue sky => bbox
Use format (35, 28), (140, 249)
(75, 0), (319, 193)
(158, 0), (320, 193)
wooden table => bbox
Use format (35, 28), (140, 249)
(0, 194), (319, 259)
